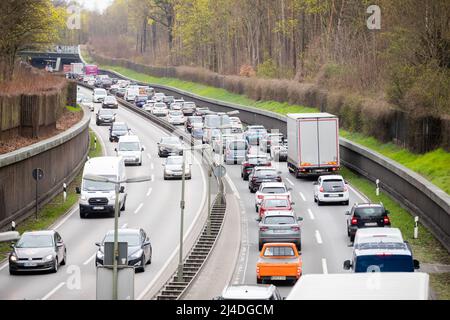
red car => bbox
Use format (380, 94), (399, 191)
(258, 195), (294, 219)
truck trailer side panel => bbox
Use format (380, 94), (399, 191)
(318, 118), (339, 167)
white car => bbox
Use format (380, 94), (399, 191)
(255, 182), (292, 212)
(154, 92), (165, 102)
(115, 135), (144, 166)
(93, 88), (107, 103)
(152, 102), (168, 117)
(144, 100), (156, 112)
(167, 110), (186, 125)
(80, 98), (94, 111)
(313, 175), (349, 205)
(87, 78), (96, 86)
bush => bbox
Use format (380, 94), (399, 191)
(257, 59), (278, 78)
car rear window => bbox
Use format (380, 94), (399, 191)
(354, 255), (414, 272)
(354, 207), (385, 218)
(229, 141), (247, 150)
(263, 246), (295, 257)
(322, 179), (345, 192)
(256, 170), (277, 177)
(264, 216), (295, 225)
(113, 124), (127, 131)
(261, 187), (286, 194)
(264, 199), (289, 208)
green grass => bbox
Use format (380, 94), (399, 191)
(430, 273), (450, 300)
(66, 105), (81, 112)
(341, 130), (450, 194)
(0, 130), (102, 261)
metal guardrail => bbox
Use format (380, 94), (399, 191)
(93, 69), (450, 251)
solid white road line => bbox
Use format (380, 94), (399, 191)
(299, 192), (306, 202)
(285, 178), (294, 186)
(315, 230), (323, 244)
(147, 153), (152, 160)
(0, 263), (8, 271)
(42, 282), (65, 300)
(347, 184), (368, 202)
(83, 252), (97, 266)
(225, 174), (241, 200)
(322, 258), (328, 274)
(308, 209), (315, 220)
(134, 203), (143, 214)
(146, 187), (153, 197)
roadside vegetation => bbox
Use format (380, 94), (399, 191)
(0, 130), (102, 261)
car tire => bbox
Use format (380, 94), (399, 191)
(138, 162), (142, 166)
(317, 200), (322, 206)
(52, 258), (58, 273)
(79, 210), (86, 219)
(96, 121), (100, 126)
(344, 200), (349, 205)
(61, 249), (67, 266)
(9, 267), (17, 275)
(139, 256), (146, 273)
(258, 241), (263, 251)
(256, 278), (262, 284)
(250, 188), (256, 193)
(350, 234), (355, 242)
(146, 254), (152, 265)
(314, 196), (317, 203)
(255, 205), (258, 213)
(120, 197), (126, 211)
(296, 241), (302, 252)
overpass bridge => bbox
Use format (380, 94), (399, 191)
(17, 45), (81, 71)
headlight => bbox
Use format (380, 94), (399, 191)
(43, 254), (54, 262)
(80, 194), (87, 201)
(130, 250), (143, 259)
(165, 170), (173, 174)
(109, 194), (116, 201)
(10, 254), (17, 262)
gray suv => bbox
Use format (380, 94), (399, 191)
(257, 211), (303, 251)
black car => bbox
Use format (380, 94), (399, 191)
(248, 167), (282, 193)
(102, 95), (119, 109)
(134, 95), (148, 108)
(241, 155), (272, 180)
(346, 203), (391, 242)
(9, 230), (66, 275)
(96, 109), (116, 126)
(109, 122), (130, 142)
(95, 228), (152, 273)
(185, 116), (203, 133)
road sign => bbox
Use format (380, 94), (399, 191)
(213, 165), (226, 178)
(104, 242), (128, 267)
(32, 168), (44, 181)
(96, 266), (134, 300)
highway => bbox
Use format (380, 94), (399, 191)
(0, 86), (207, 300)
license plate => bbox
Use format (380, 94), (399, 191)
(274, 230), (286, 233)
(365, 222), (378, 227)
(314, 169), (326, 173)
(93, 206), (104, 210)
(24, 263), (37, 267)
(328, 194), (339, 197)
(271, 276), (286, 280)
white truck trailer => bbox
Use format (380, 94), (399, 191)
(287, 113), (340, 177)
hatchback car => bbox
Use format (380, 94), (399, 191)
(255, 182), (291, 212)
(225, 139), (248, 164)
(248, 167), (282, 193)
(163, 155), (191, 180)
(95, 229), (152, 272)
(102, 95), (118, 109)
(257, 211), (303, 250)
(157, 136), (183, 157)
(258, 195), (294, 219)
(260, 133), (284, 153)
(346, 203), (391, 242)
(80, 97), (94, 111)
(152, 102), (168, 117)
(241, 154), (272, 180)
(96, 109), (116, 126)
(135, 95), (148, 108)
(163, 96), (175, 105)
(109, 122), (130, 142)
(167, 110), (186, 125)
(153, 92), (165, 102)
(313, 175), (349, 205)
(181, 102), (196, 116)
(9, 231), (66, 275)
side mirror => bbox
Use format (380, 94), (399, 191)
(343, 260), (352, 270)
(57, 242), (64, 248)
(76, 187), (81, 194)
(119, 186), (125, 193)
(255, 217), (262, 222)
(291, 202), (295, 206)
(10, 244), (15, 249)
(297, 217), (304, 222)
(95, 242), (101, 247)
(413, 259), (420, 270)
(385, 210), (390, 214)
(345, 211), (351, 215)
(313, 182), (318, 185)
(114, 148), (117, 152)
(287, 187), (293, 191)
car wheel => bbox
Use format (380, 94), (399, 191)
(146, 254), (152, 265)
(256, 277), (262, 284)
(314, 196), (317, 203)
(350, 234), (355, 242)
(317, 200), (322, 206)
(344, 200), (349, 205)
(255, 205), (258, 213)
(96, 121), (100, 125)
(61, 249), (67, 266)
(347, 228), (350, 237)
(258, 241), (263, 251)
(120, 196), (126, 211)
(297, 241), (302, 252)
(140, 256), (146, 272)
(79, 210), (86, 219)
(52, 258), (58, 273)
(250, 188), (256, 194)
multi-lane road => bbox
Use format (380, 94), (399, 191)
(0, 85), (369, 299)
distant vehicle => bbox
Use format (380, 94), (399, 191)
(125, 87), (140, 102)
(231, 125), (243, 135)
(170, 102), (183, 111)
(134, 95), (148, 108)
(225, 139), (248, 164)
(115, 87), (127, 98)
(102, 95), (118, 109)
(76, 157), (127, 218)
(143, 100), (156, 112)
(194, 107), (210, 117)
(244, 125), (267, 146)
(9, 230), (66, 275)
(163, 155), (191, 180)
(71, 62), (84, 76)
(287, 113), (340, 177)
(153, 92), (165, 102)
(214, 285), (282, 300)
(100, 77), (113, 89)
(152, 102), (168, 117)
(93, 88), (107, 103)
(96, 109), (116, 126)
(212, 134), (236, 153)
(84, 64), (98, 76)
(181, 102), (196, 116)
(203, 114), (221, 129)
(258, 195), (294, 219)
(109, 122), (130, 142)
(346, 203), (391, 242)
(257, 211), (303, 251)
(286, 273), (430, 300)
(185, 116), (203, 133)
(255, 182), (291, 212)
(256, 243), (302, 285)
(271, 141), (288, 162)
(313, 175), (349, 206)
(117, 80), (130, 88)
(95, 228), (152, 272)
(191, 123), (204, 140)
(115, 135), (144, 166)
(80, 97), (94, 112)
(109, 84), (120, 95)
(248, 167), (282, 193)
(167, 110), (186, 125)
(260, 133), (284, 153)
(343, 228), (420, 273)
(157, 136), (183, 157)
(163, 96), (175, 105)
(229, 116), (241, 125)
(241, 154), (272, 180)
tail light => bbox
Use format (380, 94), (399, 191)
(260, 226), (268, 232)
(256, 266), (260, 275)
(351, 218), (358, 225)
(297, 265), (302, 276)
(267, 162), (272, 166)
(319, 187), (324, 193)
(260, 208), (265, 217)
(291, 226), (300, 231)
(383, 216), (390, 225)
(257, 195), (264, 199)
(277, 177), (282, 182)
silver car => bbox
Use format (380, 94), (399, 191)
(225, 139), (248, 164)
(257, 211), (303, 251)
(163, 156), (191, 180)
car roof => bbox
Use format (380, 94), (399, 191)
(118, 135), (140, 143)
(221, 285), (276, 299)
(355, 228), (403, 242)
(353, 203), (383, 208)
(260, 182), (286, 188)
(106, 228), (140, 236)
(83, 156), (122, 175)
(321, 175), (344, 180)
(263, 210), (295, 217)
(22, 230), (55, 236)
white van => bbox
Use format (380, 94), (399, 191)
(93, 88), (107, 103)
(125, 87), (140, 102)
(76, 157), (127, 218)
(115, 135), (145, 166)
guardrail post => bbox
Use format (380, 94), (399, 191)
(376, 179), (380, 196)
(63, 183), (67, 202)
(414, 216), (419, 239)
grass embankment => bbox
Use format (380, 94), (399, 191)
(0, 130), (102, 261)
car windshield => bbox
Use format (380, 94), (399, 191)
(229, 141), (247, 150)
(322, 179), (345, 192)
(94, 89), (105, 95)
(354, 207), (385, 218)
(264, 199), (289, 208)
(104, 97), (115, 102)
(184, 102), (195, 108)
(264, 216), (295, 225)
(99, 110), (114, 116)
(113, 124), (128, 131)
(161, 137), (180, 145)
(16, 234), (54, 248)
(118, 142), (140, 151)
(170, 111), (183, 116)
(103, 233), (140, 247)
(166, 157), (183, 165)
(261, 187), (286, 194)
(83, 174), (116, 191)
(256, 170), (276, 177)
(263, 246), (294, 257)
(155, 103), (166, 108)
(354, 255), (414, 272)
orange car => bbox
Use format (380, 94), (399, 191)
(256, 243), (302, 285)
